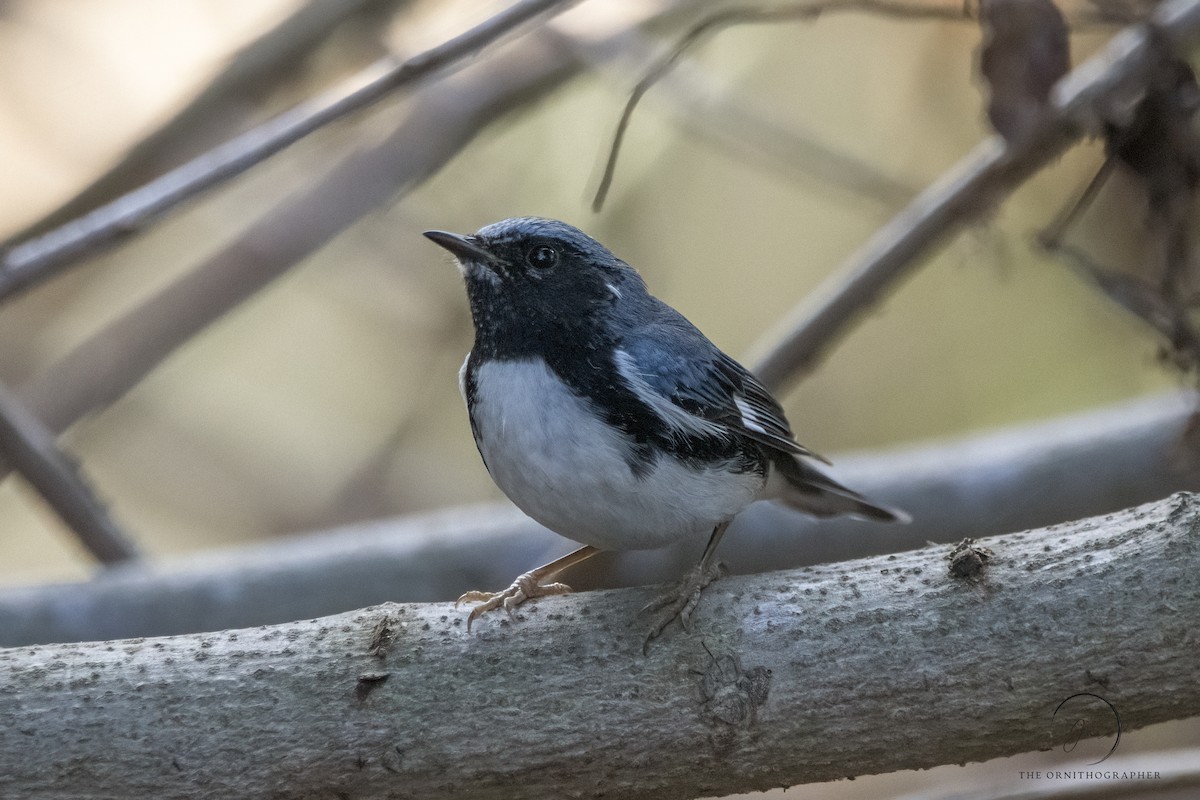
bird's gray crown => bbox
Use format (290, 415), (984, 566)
(474, 217), (622, 265)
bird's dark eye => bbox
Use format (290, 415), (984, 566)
(526, 245), (559, 270)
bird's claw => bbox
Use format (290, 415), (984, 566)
(457, 572), (573, 631)
(641, 560), (726, 653)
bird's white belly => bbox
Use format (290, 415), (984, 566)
(466, 358), (763, 551)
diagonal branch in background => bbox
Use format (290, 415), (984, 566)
(750, 0), (1200, 391)
(2, 391), (1192, 647)
(11, 3), (680, 441)
(591, 0), (968, 211)
(0, 381), (137, 565)
(6, 0), (406, 242)
(0, 0), (582, 302)
(1, 492), (1197, 798)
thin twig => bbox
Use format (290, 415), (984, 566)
(1038, 155), (1117, 248)
(0, 381), (138, 565)
(0, 0), (581, 302)
(567, 26), (916, 209)
(1039, 237), (1200, 370)
(591, 0), (968, 211)
(750, 0), (1200, 391)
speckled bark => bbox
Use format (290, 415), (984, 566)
(2, 493), (1197, 799)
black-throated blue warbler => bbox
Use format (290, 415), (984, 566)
(424, 217), (907, 647)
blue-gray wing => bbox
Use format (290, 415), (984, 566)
(615, 317), (828, 463)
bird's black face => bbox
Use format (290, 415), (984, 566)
(424, 217), (643, 359)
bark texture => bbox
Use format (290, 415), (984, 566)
(1, 493), (1197, 799)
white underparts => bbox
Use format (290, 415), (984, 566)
(466, 357), (764, 551)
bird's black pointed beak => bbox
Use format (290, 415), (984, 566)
(423, 230), (497, 267)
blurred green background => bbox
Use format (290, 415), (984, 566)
(0, 0), (1176, 585)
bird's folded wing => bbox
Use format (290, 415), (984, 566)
(614, 326), (828, 463)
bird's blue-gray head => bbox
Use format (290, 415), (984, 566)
(424, 217), (648, 355)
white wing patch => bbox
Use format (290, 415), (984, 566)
(733, 396), (768, 435)
(613, 349), (727, 440)
(458, 354), (471, 400)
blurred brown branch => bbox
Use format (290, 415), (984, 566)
(1, 492), (1197, 798)
(0, 382), (137, 565)
(0, 0), (581, 302)
(750, 0), (1200, 392)
(2, 391), (1192, 647)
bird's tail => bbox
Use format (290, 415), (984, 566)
(768, 454), (910, 523)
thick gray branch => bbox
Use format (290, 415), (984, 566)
(1, 391), (1195, 647)
(1, 493), (1197, 799)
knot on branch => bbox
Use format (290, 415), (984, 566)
(697, 645), (773, 728)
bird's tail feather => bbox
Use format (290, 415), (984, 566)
(768, 454), (910, 523)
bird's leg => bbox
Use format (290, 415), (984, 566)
(457, 545), (600, 631)
(641, 521), (731, 652)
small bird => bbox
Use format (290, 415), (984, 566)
(424, 217), (906, 647)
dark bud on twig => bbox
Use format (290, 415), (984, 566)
(978, 0), (1070, 143)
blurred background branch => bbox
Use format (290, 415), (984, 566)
(0, 0), (582, 301)
(5, 2), (682, 452)
(751, 0), (1200, 390)
(0, 380), (137, 565)
(5, 0), (405, 242)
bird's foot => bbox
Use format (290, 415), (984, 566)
(640, 560), (727, 653)
(456, 571), (573, 631)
